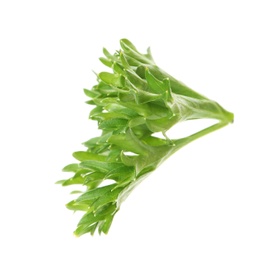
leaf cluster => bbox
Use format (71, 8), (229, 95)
(58, 39), (233, 236)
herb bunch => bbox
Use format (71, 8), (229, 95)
(58, 39), (233, 236)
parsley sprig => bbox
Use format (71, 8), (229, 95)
(58, 39), (233, 236)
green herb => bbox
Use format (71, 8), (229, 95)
(58, 39), (233, 236)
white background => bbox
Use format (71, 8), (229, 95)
(1, 0), (272, 259)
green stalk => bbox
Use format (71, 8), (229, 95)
(175, 121), (232, 149)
